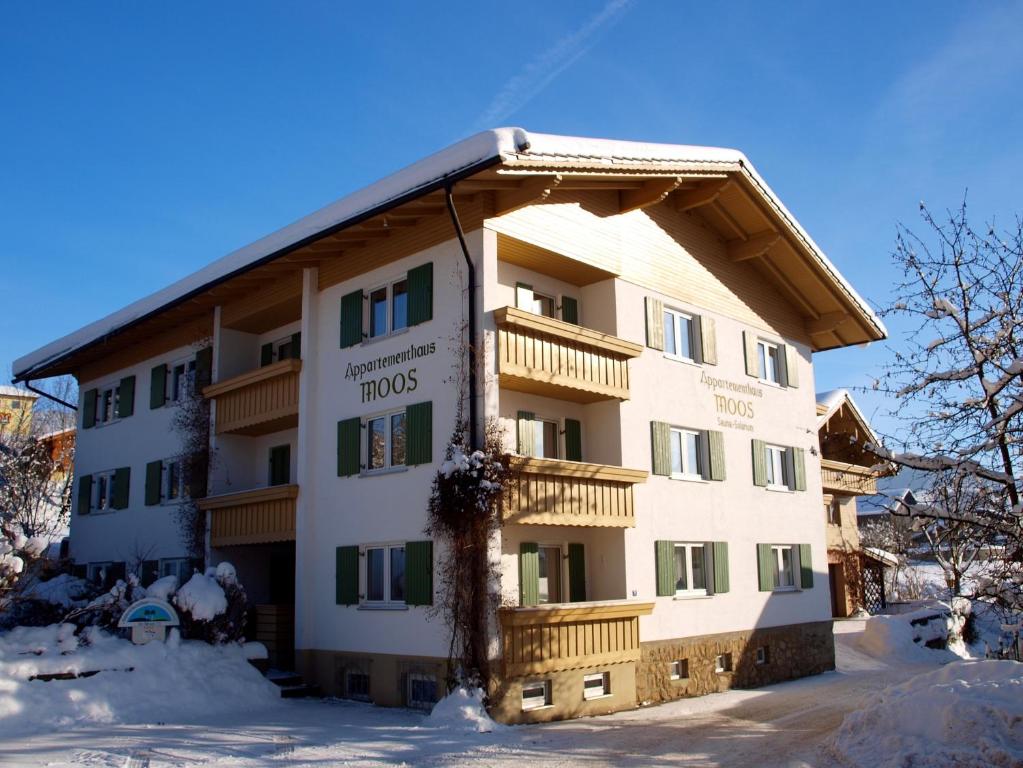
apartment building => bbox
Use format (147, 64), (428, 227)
(13, 129), (885, 723)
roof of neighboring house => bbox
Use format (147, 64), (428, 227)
(862, 547), (899, 567)
(13, 129), (887, 383)
(859, 487), (920, 517)
(0, 385), (38, 399)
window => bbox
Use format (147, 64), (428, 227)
(346, 671), (371, 701)
(756, 646), (770, 665)
(97, 385), (119, 424)
(87, 562), (112, 586)
(366, 409), (407, 471)
(533, 418), (560, 459)
(521, 680), (552, 711)
(765, 444), (788, 490)
(160, 558), (192, 585)
(530, 292), (557, 319)
(92, 470), (115, 512)
(165, 459), (185, 501)
(670, 428), (703, 480)
(757, 340), (781, 384)
(663, 308), (695, 362)
(674, 543), (708, 596)
(262, 334), (300, 366)
(583, 671), (611, 700)
(268, 445), (291, 486)
(670, 659), (689, 680)
(715, 653), (733, 673)
(538, 546), (563, 604)
(169, 360), (196, 403)
(826, 498), (841, 525)
(770, 545), (797, 589)
(364, 544), (406, 604)
(407, 673), (438, 710)
(11, 400), (21, 409)
(369, 279), (409, 338)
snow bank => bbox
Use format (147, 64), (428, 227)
(856, 608), (956, 663)
(18, 573), (91, 609)
(174, 572), (226, 621)
(829, 660), (1023, 767)
(0, 624), (281, 735)
(426, 686), (501, 733)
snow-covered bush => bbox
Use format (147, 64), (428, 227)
(64, 574), (147, 633)
(174, 562), (249, 644)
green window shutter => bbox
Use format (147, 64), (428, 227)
(77, 475), (92, 515)
(405, 540), (433, 606)
(751, 439), (767, 487)
(564, 419), (582, 462)
(561, 296), (579, 325)
(149, 365), (167, 409)
(269, 445), (290, 486)
(145, 460), (163, 506)
(406, 401), (433, 466)
(712, 542), (730, 594)
(117, 376), (135, 419)
(290, 332), (302, 359)
(799, 543), (814, 588)
(337, 417), (362, 476)
(644, 297), (664, 350)
(519, 542), (539, 606)
(82, 389), (97, 429)
(111, 467), (131, 510)
(568, 543), (586, 602)
(340, 289), (364, 348)
(515, 282), (534, 310)
(743, 331), (759, 378)
(407, 262), (434, 326)
(700, 316), (718, 365)
(195, 347), (213, 390)
(784, 344), (800, 388)
(517, 411), (535, 456)
(707, 430), (726, 481)
(792, 447), (807, 491)
(260, 343), (274, 367)
(650, 421), (671, 476)
(757, 544), (774, 591)
(336, 546), (360, 605)
(141, 560), (159, 587)
(655, 540), (676, 597)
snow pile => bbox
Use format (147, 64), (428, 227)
(145, 575), (178, 602)
(0, 623), (281, 735)
(174, 571), (227, 621)
(426, 686), (501, 733)
(18, 573), (92, 609)
(829, 660), (1023, 767)
(856, 609), (956, 662)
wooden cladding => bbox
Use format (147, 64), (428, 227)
(204, 359), (301, 436)
(820, 459), (878, 495)
(505, 456), (647, 528)
(499, 600), (654, 676)
(494, 306), (643, 403)
(201, 484), (298, 547)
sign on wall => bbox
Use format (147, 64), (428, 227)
(344, 341), (438, 403)
(700, 371), (764, 432)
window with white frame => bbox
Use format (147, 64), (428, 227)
(715, 653), (733, 673)
(670, 428), (703, 480)
(92, 470), (115, 512)
(827, 498), (841, 525)
(96, 385), (120, 424)
(674, 543), (708, 596)
(757, 339), (781, 384)
(663, 308), (696, 362)
(521, 679), (552, 711)
(368, 278), (409, 339)
(160, 558), (192, 585)
(669, 659), (689, 680)
(583, 671), (611, 700)
(530, 291), (557, 319)
(265, 334), (299, 364)
(407, 673), (438, 710)
(164, 459), (186, 502)
(765, 444), (789, 490)
(532, 418), (560, 460)
(755, 646), (770, 665)
(366, 409), (407, 471)
(364, 544), (406, 604)
(537, 545), (563, 604)
(770, 545), (796, 590)
(169, 359), (196, 403)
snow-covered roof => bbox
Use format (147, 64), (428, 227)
(816, 388), (884, 446)
(862, 547), (899, 567)
(0, 385), (38, 399)
(13, 128), (886, 382)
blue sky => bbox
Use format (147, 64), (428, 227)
(2, 1), (1021, 437)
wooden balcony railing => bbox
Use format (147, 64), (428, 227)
(200, 484), (298, 547)
(499, 600), (654, 676)
(821, 459), (878, 495)
(203, 359), (301, 436)
(494, 306), (643, 403)
(505, 456), (648, 528)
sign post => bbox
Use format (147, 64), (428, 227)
(118, 599), (181, 644)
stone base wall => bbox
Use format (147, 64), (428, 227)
(296, 649), (447, 709)
(636, 621), (835, 705)
(489, 661), (638, 725)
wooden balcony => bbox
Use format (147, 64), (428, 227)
(505, 456), (648, 528)
(821, 459), (878, 495)
(494, 306), (643, 403)
(203, 359), (301, 436)
(200, 485), (298, 547)
(499, 600), (654, 676)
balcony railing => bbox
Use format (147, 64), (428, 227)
(505, 456), (648, 528)
(494, 306), (643, 403)
(203, 359), (301, 436)
(200, 484), (298, 547)
(821, 459), (878, 495)
(499, 600), (654, 676)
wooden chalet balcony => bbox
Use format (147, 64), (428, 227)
(200, 485), (298, 547)
(494, 306), (643, 403)
(203, 359), (301, 436)
(821, 459), (878, 495)
(499, 600), (654, 676)
(505, 456), (648, 528)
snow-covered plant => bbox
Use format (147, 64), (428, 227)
(170, 341), (213, 562)
(64, 573), (147, 632)
(174, 562), (249, 644)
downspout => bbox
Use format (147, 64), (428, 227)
(444, 186), (479, 451)
(22, 380), (78, 412)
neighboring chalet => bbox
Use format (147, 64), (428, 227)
(14, 130), (886, 723)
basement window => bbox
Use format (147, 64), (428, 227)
(583, 671), (611, 700)
(346, 671), (371, 702)
(756, 646), (770, 666)
(521, 680), (552, 711)
(669, 659), (689, 680)
(715, 653), (733, 674)
(407, 673), (438, 710)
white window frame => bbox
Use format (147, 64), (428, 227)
(757, 339), (781, 385)
(826, 498), (841, 525)
(362, 543), (407, 606)
(714, 653), (733, 673)
(755, 646), (769, 665)
(159, 558), (192, 585)
(168, 358), (196, 404)
(364, 408), (407, 473)
(95, 384), (120, 425)
(673, 542), (709, 597)
(669, 659), (689, 680)
(530, 415), (561, 460)
(530, 290), (558, 319)
(765, 444), (789, 491)
(264, 334), (298, 365)
(367, 276), (410, 340)
(521, 679), (552, 711)
(771, 545), (797, 591)
(670, 427), (704, 481)
(663, 307), (697, 363)
(91, 469), (116, 513)
(582, 671), (611, 700)
(87, 562), (112, 585)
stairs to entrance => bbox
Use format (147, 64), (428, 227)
(267, 669), (322, 699)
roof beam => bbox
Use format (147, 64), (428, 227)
(806, 311), (851, 336)
(618, 177), (685, 214)
(673, 179), (731, 212)
(494, 174), (562, 216)
(727, 231), (780, 262)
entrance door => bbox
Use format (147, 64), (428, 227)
(828, 564), (843, 617)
